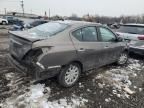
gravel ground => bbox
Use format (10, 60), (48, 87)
(0, 26), (144, 108)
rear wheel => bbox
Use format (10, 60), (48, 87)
(117, 51), (128, 65)
(58, 63), (81, 87)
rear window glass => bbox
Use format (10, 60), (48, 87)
(28, 22), (69, 38)
(117, 25), (144, 35)
(72, 29), (82, 41)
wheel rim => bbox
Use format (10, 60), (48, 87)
(118, 53), (128, 64)
(2, 22), (6, 25)
(64, 65), (79, 85)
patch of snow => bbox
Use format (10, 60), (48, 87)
(95, 75), (103, 79)
(98, 83), (105, 88)
(123, 87), (135, 94)
(79, 83), (84, 88)
(95, 59), (143, 98)
(139, 88), (142, 92)
(105, 98), (111, 102)
(100, 90), (103, 94)
(0, 54), (4, 57)
(29, 84), (46, 101)
(98, 83), (103, 88)
(87, 89), (91, 92)
(5, 73), (15, 80)
(133, 86), (137, 89)
(116, 94), (121, 98)
(112, 90), (117, 94)
(2, 84), (87, 108)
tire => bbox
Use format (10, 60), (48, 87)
(58, 63), (81, 87)
(116, 51), (128, 65)
(2, 21), (6, 25)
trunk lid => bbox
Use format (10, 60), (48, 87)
(9, 31), (42, 42)
(9, 31), (42, 60)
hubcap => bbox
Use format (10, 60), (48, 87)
(64, 65), (79, 85)
(118, 53), (127, 64)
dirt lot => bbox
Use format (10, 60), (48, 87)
(0, 26), (144, 108)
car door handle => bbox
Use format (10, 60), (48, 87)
(78, 48), (85, 52)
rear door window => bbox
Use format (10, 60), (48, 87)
(82, 27), (97, 41)
(72, 26), (98, 42)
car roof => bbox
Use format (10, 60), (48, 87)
(54, 20), (101, 26)
(122, 23), (144, 27)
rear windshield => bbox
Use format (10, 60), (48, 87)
(29, 21), (44, 26)
(27, 22), (69, 38)
(117, 25), (144, 35)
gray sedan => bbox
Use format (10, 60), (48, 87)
(8, 21), (129, 87)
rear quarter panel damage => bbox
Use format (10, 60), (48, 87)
(31, 31), (78, 69)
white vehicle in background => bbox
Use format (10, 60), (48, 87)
(116, 24), (144, 55)
(116, 24), (144, 41)
(0, 17), (8, 25)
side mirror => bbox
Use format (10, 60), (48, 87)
(115, 33), (120, 36)
(116, 37), (123, 42)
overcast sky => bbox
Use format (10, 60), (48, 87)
(0, 0), (144, 17)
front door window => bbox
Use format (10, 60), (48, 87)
(99, 27), (116, 42)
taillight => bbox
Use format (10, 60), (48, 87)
(138, 36), (144, 40)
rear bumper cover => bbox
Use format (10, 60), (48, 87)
(129, 47), (144, 55)
(7, 54), (61, 80)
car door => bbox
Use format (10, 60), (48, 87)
(71, 26), (105, 71)
(97, 26), (124, 64)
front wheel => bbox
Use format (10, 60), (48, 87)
(58, 63), (81, 87)
(116, 51), (128, 65)
(2, 21), (7, 25)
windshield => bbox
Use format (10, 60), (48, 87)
(117, 25), (144, 35)
(27, 22), (69, 38)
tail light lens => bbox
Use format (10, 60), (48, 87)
(138, 36), (144, 40)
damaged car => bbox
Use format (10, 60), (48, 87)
(8, 21), (129, 87)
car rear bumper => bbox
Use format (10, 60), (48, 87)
(129, 47), (144, 55)
(7, 54), (61, 80)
